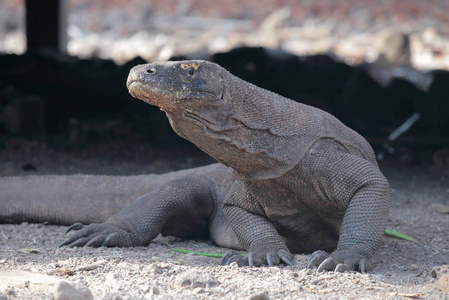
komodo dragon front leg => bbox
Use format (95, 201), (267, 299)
(58, 176), (216, 248)
(59, 176), (212, 247)
(306, 152), (391, 272)
(59, 166), (242, 250)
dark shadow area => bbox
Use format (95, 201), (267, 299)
(1, 48), (448, 165)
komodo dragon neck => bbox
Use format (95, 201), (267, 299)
(127, 60), (375, 180)
(165, 74), (326, 180)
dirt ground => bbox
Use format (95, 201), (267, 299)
(0, 142), (448, 299)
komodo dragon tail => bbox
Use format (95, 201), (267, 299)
(0, 165), (224, 226)
(0, 174), (162, 225)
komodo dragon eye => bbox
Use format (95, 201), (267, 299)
(187, 68), (195, 76)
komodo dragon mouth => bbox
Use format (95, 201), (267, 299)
(127, 80), (167, 103)
(127, 79), (188, 108)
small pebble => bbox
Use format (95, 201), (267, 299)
(55, 281), (93, 300)
(247, 292), (270, 300)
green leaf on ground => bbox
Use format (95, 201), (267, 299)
(385, 228), (418, 243)
(172, 248), (225, 258)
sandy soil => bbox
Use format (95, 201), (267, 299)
(0, 143), (448, 299)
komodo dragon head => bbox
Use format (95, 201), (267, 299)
(127, 60), (225, 112)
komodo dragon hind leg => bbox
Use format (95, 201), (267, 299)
(59, 175), (216, 248)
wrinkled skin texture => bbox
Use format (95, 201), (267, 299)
(1, 60), (391, 272)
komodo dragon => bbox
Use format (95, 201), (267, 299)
(0, 60), (391, 272)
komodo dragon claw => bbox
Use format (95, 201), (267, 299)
(250, 251), (294, 267)
(220, 252), (248, 267)
(221, 250), (294, 267)
(59, 222), (135, 248)
(307, 250), (371, 272)
(279, 254), (295, 267)
(65, 222), (86, 234)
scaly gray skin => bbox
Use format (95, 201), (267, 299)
(0, 60), (391, 272)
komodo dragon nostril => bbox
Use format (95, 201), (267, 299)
(146, 67), (156, 74)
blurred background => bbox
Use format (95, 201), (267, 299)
(0, 0), (448, 174)
(1, 0), (449, 68)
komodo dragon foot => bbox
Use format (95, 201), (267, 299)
(307, 250), (372, 272)
(221, 249), (294, 267)
(59, 222), (137, 248)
